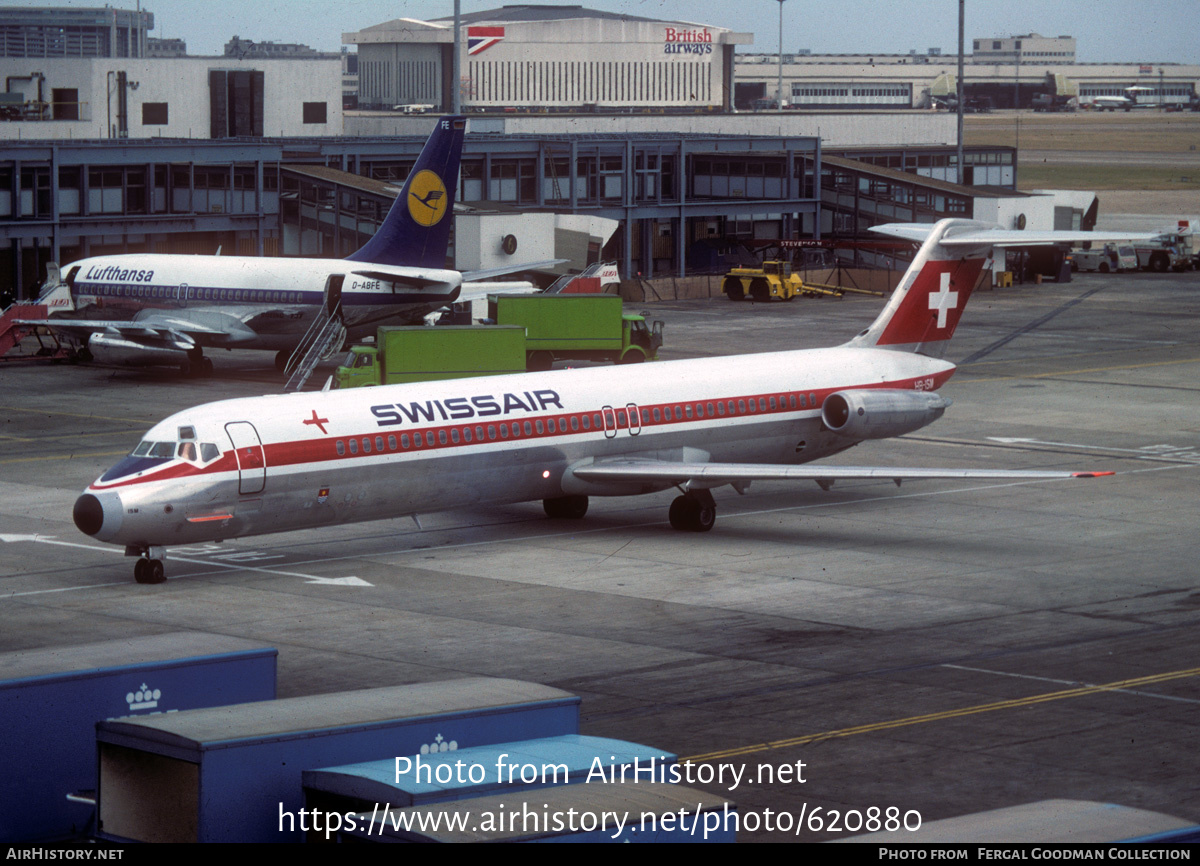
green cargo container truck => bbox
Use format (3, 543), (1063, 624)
(487, 293), (663, 371)
(331, 325), (527, 389)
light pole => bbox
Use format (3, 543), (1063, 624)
(956, 0), (964, 184)
(777, 0), (786, 112)
(452, 0), (461, 114)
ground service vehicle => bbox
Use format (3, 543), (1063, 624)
(331, 325), (526, 389)
(1133, 239), (1189, 272)
(1071, 244), (1136, 273)
(488, 294), (663, 370)
(722, 260), (810, 301)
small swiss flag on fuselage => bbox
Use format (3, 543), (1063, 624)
(876, 257), (987, 347)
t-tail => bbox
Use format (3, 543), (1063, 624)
(845, 219), (992, 358)
(344, 115), (467, 270)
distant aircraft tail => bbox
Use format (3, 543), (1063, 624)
(345, 115), (466, 270)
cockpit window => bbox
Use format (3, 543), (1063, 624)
(201, 442), (220, 462)
(132, 441), (153, 457)
(177, 442), (198, 461)
(148, 441), (175, 458)
(178, 426), (196, 440)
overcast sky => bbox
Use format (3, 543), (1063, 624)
(38, 0), (1200, 64)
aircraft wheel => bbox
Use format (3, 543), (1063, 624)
(201, 357), (214, 377)
(669, 494), (716, 532)
(134, 558), (166, 584)
(544, 495), (588, 519)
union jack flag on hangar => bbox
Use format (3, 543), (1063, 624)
(467, 26), (504, 55)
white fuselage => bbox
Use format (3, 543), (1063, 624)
(80, 347), (955, 549)
(65, 253), (461, 350)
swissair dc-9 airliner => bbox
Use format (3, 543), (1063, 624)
(34, 116), (546, 376)
(73, 219), (1146, 584)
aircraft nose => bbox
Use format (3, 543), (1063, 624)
(73, 491), (122, 540)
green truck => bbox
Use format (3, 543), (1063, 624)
(487, 293), (663, 371)
(331, 325), (527, 389)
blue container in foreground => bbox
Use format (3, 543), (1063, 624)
(0, 632), (277, 843)
(94, 677), (580, 842)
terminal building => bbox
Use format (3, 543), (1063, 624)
(345, 5), (751, 112)
(735, 33), (1199, 110)
(0, 6), (1128, 296)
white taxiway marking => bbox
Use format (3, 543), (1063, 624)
(943, 664), (1200, 706)
(0, 534), (372, 592)
(989, 437), (1200, 462)
(7, 461), (1193, 595)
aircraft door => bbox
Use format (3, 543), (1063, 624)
(176, 282), (189, 308)
(225, 421), (266, 495)
(601, 405), (617, 439)
(324, 274), (345, 316)
(626, 403), (641, 436)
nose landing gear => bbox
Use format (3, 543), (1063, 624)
(128, 545), (167, 584)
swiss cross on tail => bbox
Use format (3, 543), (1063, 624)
(876, 257), (986, 347)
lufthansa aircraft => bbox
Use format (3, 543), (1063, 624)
(74, 219), (1145, 584)
(33, 117), (547, 375)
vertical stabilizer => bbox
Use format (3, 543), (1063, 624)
(345, 116), (467, 269)
(846, 219), (990, 357)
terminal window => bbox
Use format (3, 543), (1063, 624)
(142, 102), (168, 125)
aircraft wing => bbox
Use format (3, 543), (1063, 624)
(570, 458), (1111, 490)
(871, 223), (1160, 247)
(27, 310), (258, 349)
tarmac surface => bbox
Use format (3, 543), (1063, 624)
(2, 268), (1199, 842)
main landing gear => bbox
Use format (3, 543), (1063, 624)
(181, 348), (213, 378)
(668, 490), (716, 532)
(543, 495), (589, 519)
(543, 491), (717, 531)
(128, 545), (167, 584)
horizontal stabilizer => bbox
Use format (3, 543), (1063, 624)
(461, 259), (567, 281)
(350, 270), (459, 293)
(871, 222), (1159, 248)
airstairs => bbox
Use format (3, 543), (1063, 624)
(543, 261), (618, 295)
(284, 303), (346, 391)
(0, 302), (68, 362)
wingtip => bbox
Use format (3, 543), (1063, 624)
(1071, 471), (1116, 478)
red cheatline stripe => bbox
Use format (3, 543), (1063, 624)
(93, 376), (952, 489)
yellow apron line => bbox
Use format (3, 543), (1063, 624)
(0, 405), (153, 424)
(967, 356), (1200, 383)
(0, 450), (129, 465)
(683, 665), (1200, 765)
(0, 429), (141, 444)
